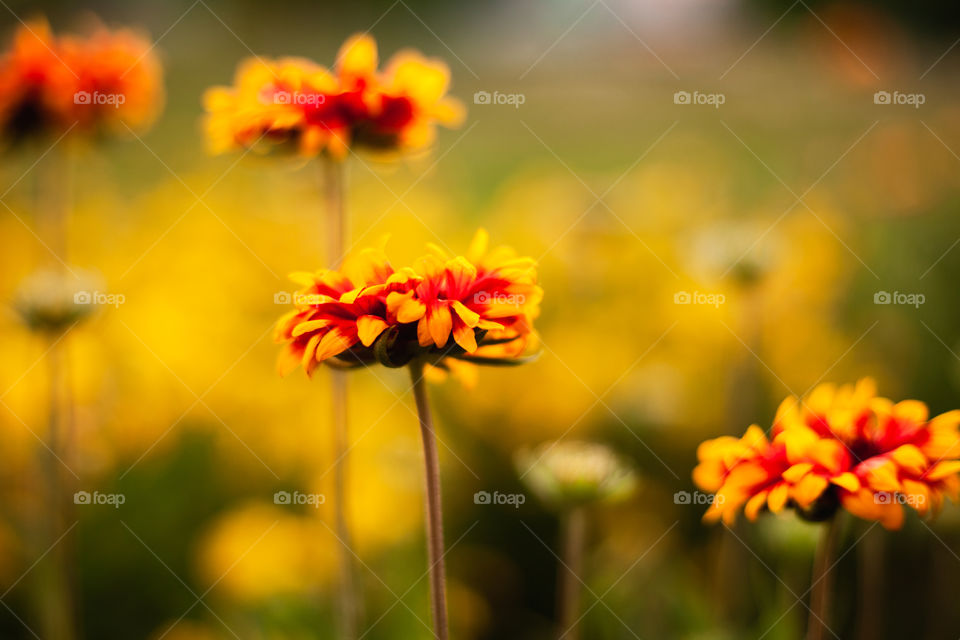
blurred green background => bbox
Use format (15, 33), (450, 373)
(3, 0), (960, 638)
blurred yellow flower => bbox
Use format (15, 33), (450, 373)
(196, 502), (338, 603)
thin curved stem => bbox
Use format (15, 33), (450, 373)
(807, 516), (842, 640)
(557, 506), (586, 640)
(323, 158), (359, 639)
(409, 361), (449, 640)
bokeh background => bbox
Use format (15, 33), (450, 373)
(3, 0), (960, 638)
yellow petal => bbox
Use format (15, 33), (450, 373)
(337, 33), (378, 79)
(357, 315), (388, 347)
(831, 472), (860, 492)
(450, 300), (480, 327)
(768, 483), (789, 513)
(782, 463), (814, 484)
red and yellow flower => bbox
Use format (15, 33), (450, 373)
(203, 33), (463, 159)
(274, 230), (541, 378)
(0, 18), (163, 142)
(693, 379), (960, 529)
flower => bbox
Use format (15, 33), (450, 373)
(203, 33), (463, 159)
(274, 230), (541, 376)
(60, 23), (164, 134)
(693, 378), (960, 529)
(14, 268), (101, 332)
(0, 20), (74, 142)
(516, 440), (637, 509)
(0, 18), (163, 143)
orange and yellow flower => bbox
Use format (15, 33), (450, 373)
(693, 378), (960, 529)
(0, 18), (162, 142)
(60, 23), (164, 134)
(274, 230), (541, 378)
(203, 33), (463, 159)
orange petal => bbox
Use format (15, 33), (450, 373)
(452, 323), (478, 353)
(427, 305), (453, 348)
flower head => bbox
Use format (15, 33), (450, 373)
(60, 24), (164, 134)
(0, 18), (163, 143)
(204, 33), (463, 159)
(274, 230), (541, 377)
(0, 20), (74, 142)
(14, 268), (101, 333)
(693, 378), (960, 529)
(516, 440), (637, 509)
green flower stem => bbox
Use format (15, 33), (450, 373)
(557, 506), (586, 640)
(323, 157), (359, 639)
(807, 515), (842, 640)
(409, 360), (449, 640)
